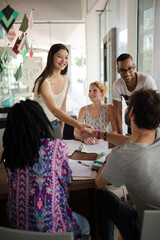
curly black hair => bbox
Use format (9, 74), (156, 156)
(1, 99), (54, 172)
(117, 53), (133, 65)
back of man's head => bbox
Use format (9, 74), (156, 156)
(128, 89), (160, 130)
(117, 53), (133, 65)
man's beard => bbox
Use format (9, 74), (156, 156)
(125, 108), (131, 127)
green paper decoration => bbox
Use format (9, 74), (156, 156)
(18, 34), (30, 57)
(0, 5), (19, 33)
(1, 45), (11, 65)
(19, 14), (29, 32)
(14, 64), (22, 81)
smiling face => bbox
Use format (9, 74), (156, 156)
(89, 84), (103, 102)
(117, 57), (136, 85)
(53, 49), (69, 71)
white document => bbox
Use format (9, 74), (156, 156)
(69, 159), (94, 178)
(73, 171), (97, 180)
(64, 139), (111, 155)
(63, 139), (81, 156)
(81, 140), (109, 153)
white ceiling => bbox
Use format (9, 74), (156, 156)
(0, 0), (85, 21)
(0, 0), (107, 51)
(0, 0), (86, 50)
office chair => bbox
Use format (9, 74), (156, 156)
(0, 117), (7, 129)
(0, 226), (73, 240)
(140, 210), (160, 240)
(63, 115), (77, 140)
(104, 184), (128, 240)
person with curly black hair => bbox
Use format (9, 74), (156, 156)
(1, 99), (90, 240)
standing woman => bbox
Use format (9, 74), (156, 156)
(33, 43), (86, 139)
(74, 81), (117, 144)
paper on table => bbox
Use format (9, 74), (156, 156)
(81, 140), (109, 154)
(63, 140), (81, 156)
(69, 159), (94, 178)
(64, 139), (111, 156)
(73, 171), (97, 180)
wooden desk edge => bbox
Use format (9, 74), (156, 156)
(69, 179), (96, 191)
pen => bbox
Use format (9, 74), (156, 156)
(78, 160), (90, 167)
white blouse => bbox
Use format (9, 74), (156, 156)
(34, 75), (68, 122)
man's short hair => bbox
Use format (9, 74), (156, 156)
(128, 89), (160, 129)
(117, 53), (133, 65)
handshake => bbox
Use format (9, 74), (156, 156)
(79, 124), (100, 145)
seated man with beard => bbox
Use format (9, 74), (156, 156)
(80, 88), (160, 240)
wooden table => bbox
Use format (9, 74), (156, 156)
(68, 151), (100, 240)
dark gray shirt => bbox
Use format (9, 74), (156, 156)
(101, 128), (160, 228)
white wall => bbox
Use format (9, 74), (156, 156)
(127, 0), (137, 63)
(85, 12), (100, 102)
(85, 0), (108, 102)
(86, 0), (137, 81)
(87, 0), (99, 12)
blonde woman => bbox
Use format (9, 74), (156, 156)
(74, 81), (117, 144)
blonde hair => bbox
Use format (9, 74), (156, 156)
(89, 81), (108, 94)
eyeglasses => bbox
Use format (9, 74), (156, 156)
(118, 65), (134, 74)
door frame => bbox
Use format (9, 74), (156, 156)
(103, 27), (117, 104)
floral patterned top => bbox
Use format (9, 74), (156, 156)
(6, 138), (81, 239)
(84, 104), (110, 131)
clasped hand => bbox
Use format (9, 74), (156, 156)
(80, 124), (94, 139)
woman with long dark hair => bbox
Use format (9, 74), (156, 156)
(33, 43), (89, 139)
(1, 99), (90, 239)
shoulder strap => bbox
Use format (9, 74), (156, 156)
(44, 79), (52, 89)
(84, 105), (89, 111)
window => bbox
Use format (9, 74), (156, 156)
(0, 22), (87, 113)
(137, 0), (154, 76)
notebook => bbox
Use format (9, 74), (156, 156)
(69, 159), (94, 178)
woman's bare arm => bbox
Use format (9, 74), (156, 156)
(40, 81), (83, 130)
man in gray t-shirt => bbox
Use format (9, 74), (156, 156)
(101, 128), (160, 224)
(84, 89), (160, 240)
